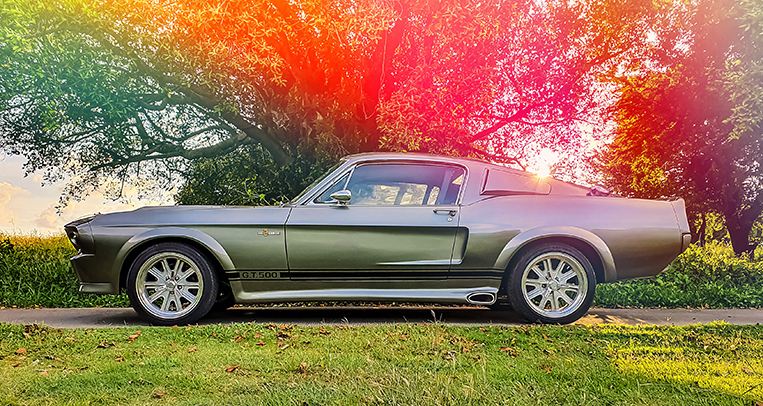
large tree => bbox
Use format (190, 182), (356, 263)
(377, 0), (654, 165)
(1, 0), (665, 204)
(0, 0), (395, 202)
(598, 0), (763, 255)
(175, 145), (334, 206)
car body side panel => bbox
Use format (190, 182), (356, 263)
(71, 225), (148, 294)
(285, 205), (460, 277)
(115, 227), (236, 273)
(492, 226), (617, 281)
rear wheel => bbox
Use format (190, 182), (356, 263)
(127, 242), (218, 325)
(506, 243), (595, 324)
(488, 299), (512, 311)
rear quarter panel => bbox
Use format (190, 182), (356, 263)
(457, 195), (683, 281)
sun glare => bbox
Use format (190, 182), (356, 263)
(536, 166), (551, 178)
(533, 148), (557, 178)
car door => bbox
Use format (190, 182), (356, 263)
(285, 162), (465, 280)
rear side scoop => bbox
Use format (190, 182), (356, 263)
(480, 169), (551, 195)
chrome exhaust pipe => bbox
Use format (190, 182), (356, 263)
(466, 292), (496, 305)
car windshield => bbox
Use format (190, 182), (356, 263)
(286, 161), (344, 205)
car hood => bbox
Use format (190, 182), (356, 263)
(80, 205), (292, 228)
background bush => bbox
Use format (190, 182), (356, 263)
(0, 234), (128, 308)
(594, 242), (763, 308)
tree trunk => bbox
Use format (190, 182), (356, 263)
(356, 4), (408, 153)
(727, 221), (755, 255)
(725, 207), (760, 256)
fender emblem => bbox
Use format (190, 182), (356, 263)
(257, 229), (281, 237)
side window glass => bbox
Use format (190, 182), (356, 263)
(441, 172), (463, 205)
(426, 187), (440, 205)
(314, 172), (350, 203)
(344, 164), (464, 206)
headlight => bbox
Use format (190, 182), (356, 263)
(65, 226), (80, 251)
(64, 214), (98, 254)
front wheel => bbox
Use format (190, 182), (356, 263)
(127, 242), (218, 325)
(506, 243), (596, 324)
(211, 281), (236, 312)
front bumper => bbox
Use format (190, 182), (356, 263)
(78, 282), (113, 294)
(70, 253), (119, 295)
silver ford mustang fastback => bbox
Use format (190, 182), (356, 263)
(65, 153), (691, 325)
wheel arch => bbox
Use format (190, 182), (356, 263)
(115, 228), (233, 291)
(494, 227), (617, 287)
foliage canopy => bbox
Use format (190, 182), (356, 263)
(0, 0), (665, 204)
(598, 0), (763, 255)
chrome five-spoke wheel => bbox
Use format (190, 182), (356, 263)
(127, 242), (218, 325)
(507, 243), (596, 324)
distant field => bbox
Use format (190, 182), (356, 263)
(0, 322), (761, 405)
(1, 234), (762, 309)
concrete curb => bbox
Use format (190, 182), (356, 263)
(0, 307), (760, 328)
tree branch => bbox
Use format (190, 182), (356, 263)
(467, 146), (527, 170)
(91, 131), (253, 170)
(59, 19), (294, 165)
(470, 103), (540, 142)
(470, 46), (625, 143)
(137, 97), (169, 111)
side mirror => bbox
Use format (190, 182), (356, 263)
(587, 184), (611, 197)
(330, 190), (352, 205)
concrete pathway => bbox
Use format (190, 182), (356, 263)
(0, 306), (760, 328)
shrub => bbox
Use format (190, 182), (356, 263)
(1, 234), (761, 309)
(595, 242), (763, 308)
(0, 233), (128, 308)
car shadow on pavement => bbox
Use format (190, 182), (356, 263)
(0, 306), (526, 328)
(201, 306), (527, 326)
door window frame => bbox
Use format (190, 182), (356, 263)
(303, 161), (468, 207)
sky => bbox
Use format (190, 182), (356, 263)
(0, 153), (171, 235)
(0, 150), (561, 236)
(0, 143), (583, 235)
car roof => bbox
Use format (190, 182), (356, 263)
(342, 152), (518, 172)
(341, 152), (590, 196)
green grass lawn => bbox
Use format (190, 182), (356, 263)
(1, 322), (761, 405)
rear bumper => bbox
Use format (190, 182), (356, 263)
(669, 198), (692, 254)
(681, 233), (692, 253)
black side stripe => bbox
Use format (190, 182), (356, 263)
(227, 269), (504, 280)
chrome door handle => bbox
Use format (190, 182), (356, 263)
(433, 209), (457, 216)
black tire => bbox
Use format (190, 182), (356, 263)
(127, 242), (218, 325)
(506, 243), (596, 324)
(211, 281), (236, 312)
(488, 300), (513, 311)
